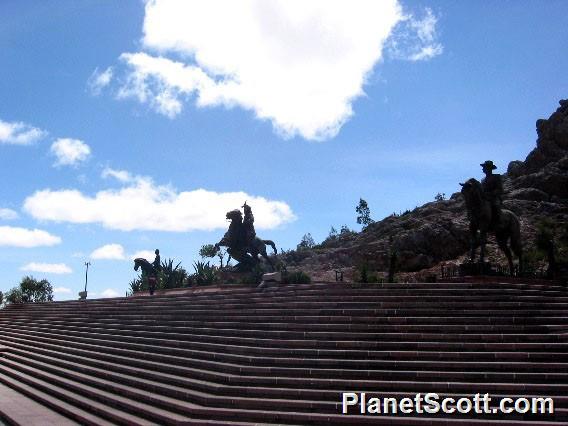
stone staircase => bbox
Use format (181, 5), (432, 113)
(0, 281), (566, 425)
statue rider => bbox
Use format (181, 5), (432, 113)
(480, 160), (504, 227)
(152, 249), (161, 272)
(242, 202), (256, 248)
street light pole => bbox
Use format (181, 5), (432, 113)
(84, 262), (91, 293)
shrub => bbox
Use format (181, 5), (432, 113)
(192, 261), (217, 285)
(239, 265), (265, 285)
(297, 233), (316, 250)
(283, 271), (311, 284)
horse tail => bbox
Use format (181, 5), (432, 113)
(263, 240), (277, 254)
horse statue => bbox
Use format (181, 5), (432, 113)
(460, 178), (523, 275)
(215, 209), (277, 272)
(133, 258), (158, 294)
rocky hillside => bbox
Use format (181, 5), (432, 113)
(280, 100), (568, 281)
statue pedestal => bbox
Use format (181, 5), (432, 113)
(257, 272), (282, 290)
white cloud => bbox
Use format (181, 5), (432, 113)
(50, 138), (91, 167)
(0, 226), (61, 248)
(386, 8), (443, 61)
(0, 119), (47, 145)
(23, 173), (295, 232)
(0, 208), (18, 220)
(130, 250), (155, 261)
(21, 262), (72, 274)
(87, 67), (114, 95)
(53, 287), (72, 294)
(101, 167), (134, 183)
(90, 243), (126, 260)
(100, 288), (120, 298)
(113, 0), (411, 140)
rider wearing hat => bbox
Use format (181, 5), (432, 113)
(480, 160), (503, 226)
(242, 201), (256, 248)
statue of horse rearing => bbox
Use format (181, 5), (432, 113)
(460, 178), (522, 275)
(215, 209), (277, 272)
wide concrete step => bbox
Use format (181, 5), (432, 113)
(2, 324), (566, 372)
(1, 282), (566, 424)
(6, 295), (568, 313)
(1, 331), (567, 385)
(7, 344), (568, 410)
(5, 319), (568, 361)
(0, 353), (564, 425)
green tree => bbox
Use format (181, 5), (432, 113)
(356, 198), (373, 228)
(434, 192), (446, 201)
(5, 287), (23, 305)
(297, 233), (315, 250)
(3, 276), (53, 305)
(19, 276), (53, 303)
(199, 244), (218, 259)
(199, 243), (227, 267)
(328, 226), (338, 239)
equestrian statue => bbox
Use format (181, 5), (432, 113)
(214, 202), (277, 272)
(460, 161), (523, 275)
(133, 249), (162, 295)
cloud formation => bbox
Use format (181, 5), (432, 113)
(21, 262), (72, 274)
(386, 7), (443, 61)
(0, 226), (61, 248)
(87, 67), (114, 95)
(23, 170), (295, 232)
(53, 287), (72, 294)
(50, 138), (91, 167)
(0, 208), (18, 220)
(100, 288), (120, 298)
(106, 0), (443, 141)
(90, 243), (127, 260)
(130, 249), (156, 261)
(0, 119), (47, 145)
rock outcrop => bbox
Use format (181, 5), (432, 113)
(281, 100), (568, 281)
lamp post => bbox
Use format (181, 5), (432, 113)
(84, 261), (91, 293)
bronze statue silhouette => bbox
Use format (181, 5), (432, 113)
(480, 160), (504, 226)
(460, 177), (522, 275)
(215, 206), (277, 272)
(134, 258), (158, 295)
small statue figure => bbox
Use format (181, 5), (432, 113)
(480, 160), (504, 227)
(214, 203), (277, 272)
(152, 249), (161, 272)
(242, 201), (256, 246)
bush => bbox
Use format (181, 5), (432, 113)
(192, 261), (217, 285)
(357, 264), (379, 283)
(239, 265), (265, 285)
(283, 271), (311, 284)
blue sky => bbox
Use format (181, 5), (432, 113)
(1, 0), (567, 300)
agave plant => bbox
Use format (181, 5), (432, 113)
(159, 258), (187, 289)
(192, 261), (217, 285)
